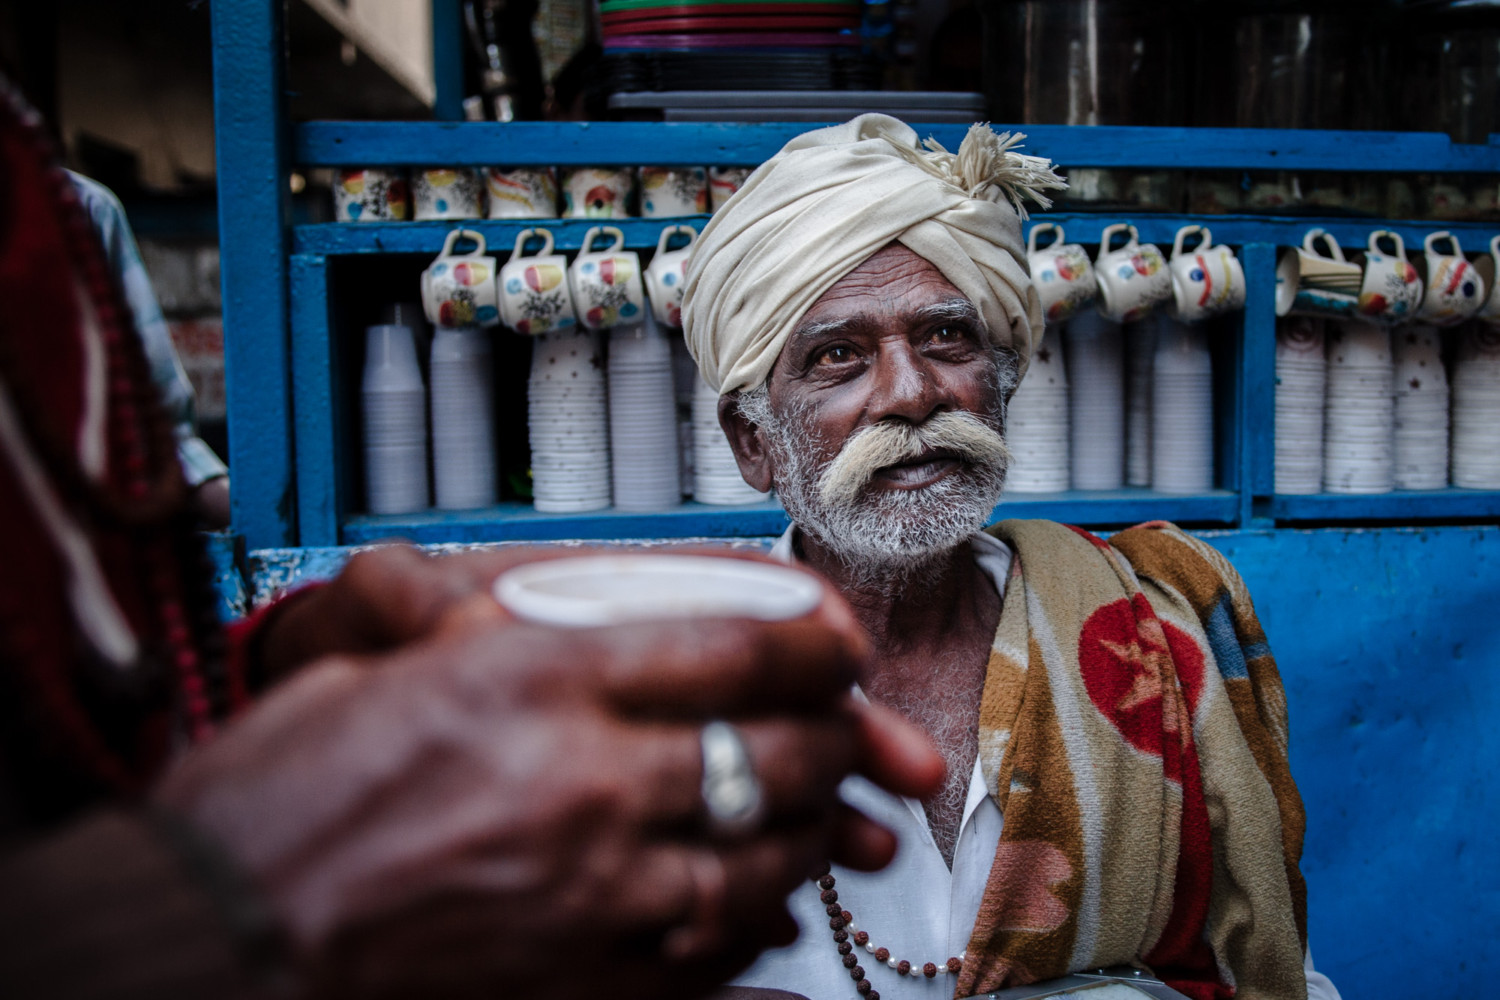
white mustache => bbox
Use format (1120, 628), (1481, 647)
(816, 411), (1011, 508)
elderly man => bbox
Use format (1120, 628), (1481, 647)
(683, 115), (1339, 1000)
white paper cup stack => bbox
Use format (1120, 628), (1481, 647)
(692, 376), (770, 505)
(1274, 316), (1327, 495)
(670, 333), (699, 496)
(1124, 320), (1155, 487)
(429, 326), (497, 509)
(1451, 323), (1500, 489)
(1064, 311), (1125, 490)
(361, 323), (429, 514)
(528, 329), (611, 513)
(1392, 325), (1450, 490)
(608, 313), (683, 511)
(1323, 320), (1395, 494)
(1151, 316), (1215, 493)
(1004, 334), (1070, 492)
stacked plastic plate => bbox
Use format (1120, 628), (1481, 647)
(1004, 336), (1070, 493)
(1451, 323), (1500, 489)
(1124, 320), (1155, 488)
(600, 0), (872, 93)
(691, 375), (770, 504)
(1273, 316), (1327, 495)
(528, 330), (612, 513)
(430, 326), (497, 510)
(1323, 320), (1395, 494)
(1064, 311), (1126, 491)
(1151, 316), (1215, 494)
(1391, 325), (1450, 490)
(608, 313), (683, 511)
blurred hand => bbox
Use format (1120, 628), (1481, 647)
(156, 552), (943, 1000)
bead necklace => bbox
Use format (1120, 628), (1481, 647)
(812, 864), (964, 999)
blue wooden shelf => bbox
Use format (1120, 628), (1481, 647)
(1271, 489), (1500, 523)
(294, 121), (1500, 173)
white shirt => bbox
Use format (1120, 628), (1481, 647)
(737, 527), (1341, 1000)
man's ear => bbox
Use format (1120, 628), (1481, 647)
(718, 393), (775, 494)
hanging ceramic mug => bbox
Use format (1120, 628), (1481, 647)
(1413, 230), (1486, 326)
(1094, 223), (1171, 324)
(561, 167), (634, 219)
(1027, 223), (1095, 325)
(639, 166), (709, 217)
(568, 226), (647, 330)
(498, 228), (578, 335)
(1167, 224), (1246, 323)
(485, 167), (558, 219)
(1275, 230), (1362, 317)
(1469, 234), (1500, 325)
(709, 167), (752, 211)
(333, 168), (409, 222)
(645, 225), (698, 329)
(412, 167), (484, 221)
(1354, 230), (1424, 323)
(419, 229), (500, 328)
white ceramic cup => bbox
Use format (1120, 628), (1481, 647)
(1289, 229), (1363, 290)
(639, 166), (709, 217)
(1167, 224), (1246, 323)
(499, 228), (579, 336)
(568, 226), (647, 330)
(709, 167), (752, 211)
(1414, 230), (1487, 326)
(333, 168), (409, 222)
(1027, 223), (1096, 325)
(1470, 234), (1500, 325)
(493, 554), (823, 627)
(1094, 223), (1171, 323)
(1354, 230), (1424, 323)
(485, 167), (558, 219)
(419, 229), (500, 328)
(645, 225), (698, 329)
(561, 167), (634, 219)
(412, 167), (484, 220)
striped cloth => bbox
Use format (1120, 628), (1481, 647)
(961, 520), (1308, 1000)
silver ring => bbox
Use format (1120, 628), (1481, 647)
(699, 720), (764, 838)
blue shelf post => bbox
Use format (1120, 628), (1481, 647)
(431, 0), (465, 122)
(210, 1), (297, 549)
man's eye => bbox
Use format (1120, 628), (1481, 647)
(929, 325), (967, 345)
(815, 345), (856, 366)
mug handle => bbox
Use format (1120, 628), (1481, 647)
(1028, 222), (1062, 256)
(1097, 223), (1136, 261)
(1425, 230), (1459, 256)
(1303, 228), (1345, 261)
(1369, 229), (1405, 258)
(1491, 234), (1500, 259)
(440, 228), (487, 258)
(581, 225), (626, 256)
(656, 224), (699, 256)
(1172, 225), (1210, 259)
(513, 227), (555, 260)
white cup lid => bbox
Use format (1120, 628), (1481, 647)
(494, 554), (823, 627)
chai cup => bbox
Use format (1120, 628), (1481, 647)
(493, 553), (823, 627)
(561, 167), (634, 219)
(1470, 234), (1500, 325)
(1167, 225), (1246, 323)
(568, 226), (646, 330)
(645, 224), (698, 329)
(412, 167), (484, 220)
(333, 168), (409, 222)
(639, 166), (709, 218)
(420, 229), (500, 328)
(1413, 230), (1486, 326)
(1027, 223), (1096, 325)
(1094, 223), (1171, 324)
(1286, 229), (1363, 292)
(485, 167), (558, 219)
(1354, 230), (1424, 323)
(709, 167), (752, 211)
(499, 228), (578, 335)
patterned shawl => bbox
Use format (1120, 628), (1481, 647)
(959, 520), (1308, 1000)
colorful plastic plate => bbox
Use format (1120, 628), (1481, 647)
(602, 14), (860, 32)
(601, 0), (857, 9)
(603, 31), (860, 48)
(601, 2), (859, 19)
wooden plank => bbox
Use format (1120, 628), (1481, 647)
(1241, 243), (1278, 500)
(1271, 489), (1500, 522)
(294, 121), (1500, 173)
(290, 255), (340, 547)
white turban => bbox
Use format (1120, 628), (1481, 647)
(682, 114), (1066, 395)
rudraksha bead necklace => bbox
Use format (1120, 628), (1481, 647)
(812, 864), (964, 999)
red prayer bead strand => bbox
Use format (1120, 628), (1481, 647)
(811, 870), (964, 998)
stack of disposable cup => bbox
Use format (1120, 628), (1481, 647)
(608, 313), (683, 511)
(1323, 319), (1394, 494)
(429, 325), (497, 509)
(1064, 311), (1125, 490)
(1274, 316), (1327, 495)
(1392, 325), (1450, 490)
(1124, 320), (1155, 487)
(1004, 334), (1070, 492)
(692, 376), (769, 505)
(1151, 316), (1215, 493)
(1451, 323), (1500, 488)
(528, 329), (611, 513)
(670, 333), (698, 497)
(362, 323), (429, 514)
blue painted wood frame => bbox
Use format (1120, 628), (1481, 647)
(430, 0), (465, 122)
(293, 122), (1500, 173)
(289, 254), (341, 547)
(1241, 243), (1278, 511)
(211, 0), (295, 550)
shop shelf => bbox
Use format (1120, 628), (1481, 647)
(1270, 489), (1500, 523)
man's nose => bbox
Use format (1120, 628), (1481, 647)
(866, 342), (948, 424)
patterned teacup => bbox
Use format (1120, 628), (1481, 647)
(568, 226), (646, 330)
(1094, 223), (1171, 324)
(420, 229), (500, 328)
(1027, 222), (1095, 325)
(499, 228), (579, 335)
(333, 168), (409, 223)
